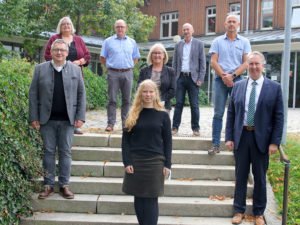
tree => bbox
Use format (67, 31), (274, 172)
(0, 0), (156, 42)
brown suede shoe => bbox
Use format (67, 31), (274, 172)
(59, 186), (74, 199)
(232, 213), (244, 224)
(38, 186), (54, 199)
(255, 215), (265, 225)
(105, 125), (114, 132)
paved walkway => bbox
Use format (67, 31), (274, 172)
(82, 107), (300, 138)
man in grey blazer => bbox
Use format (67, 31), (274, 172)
(29, 39), (86, 199)
(172, 23), (206, 136)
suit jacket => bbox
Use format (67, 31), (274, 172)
(172, 38), (206, 83)
(225, 77), (284, 153)
(29, 61), (86, 125)
(138, 65), (176, 109)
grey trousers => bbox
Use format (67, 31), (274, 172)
(107, 70), (133, 127)
(40, 120), (74, 188)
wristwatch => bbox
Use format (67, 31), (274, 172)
(232, 73), (237, 79)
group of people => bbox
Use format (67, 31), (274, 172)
(29, 14), (284, 225)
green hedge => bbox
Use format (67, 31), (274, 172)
(0, 58), (43, 225)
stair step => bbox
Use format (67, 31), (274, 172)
(73, 134), (224, 150)
(98, 195), (252, 217)
(37, 177), (253, 197)
(72, 146), (235, 165)
(31, 194), (252, 217)
(21, 212), (254, 225)
(70, 161), (235, 180)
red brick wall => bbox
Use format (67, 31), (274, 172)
(140, 0), (285, 40)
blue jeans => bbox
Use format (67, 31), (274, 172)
(40, 120), (74, 188)
(212, 76), (242, 146)
(172, 75), (200, 130)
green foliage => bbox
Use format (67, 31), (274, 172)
(268, 134), (300, 225)
(83, 68), (108, 110)
(0, 0), (156, 42)
(0, 58), (43, 224)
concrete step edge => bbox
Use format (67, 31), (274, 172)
(21, 212), (254, 225)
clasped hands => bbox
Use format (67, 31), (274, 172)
(125, 165), (171, 178)
(221, 73), (234, 87)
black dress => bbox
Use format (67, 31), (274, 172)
(122, 108), (172, 198)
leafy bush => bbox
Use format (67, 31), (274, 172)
(83, 68), (108, 110)
(0, 58), (43, 225)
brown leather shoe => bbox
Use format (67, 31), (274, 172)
(105, 125), (114, 132)
(232, 213), (244, 224)
(38, 186), (54, 199)
(255, 215), (265, 225)
(59, 186), (74, 199)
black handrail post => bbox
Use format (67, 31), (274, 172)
(279, 146), (290, 225)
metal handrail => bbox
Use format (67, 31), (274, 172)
(278, 146), (290, 225)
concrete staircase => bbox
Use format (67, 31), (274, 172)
(21, 134), (254, 225)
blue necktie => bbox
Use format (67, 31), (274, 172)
(247, 81), (257, 126)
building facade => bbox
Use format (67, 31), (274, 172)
(140, 0), (300, 108)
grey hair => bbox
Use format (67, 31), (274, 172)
(56, 16), (76, 34)
(51, 39), (69, 52)
(248, 51), (266, 64)
(147, 43), (169, 65)
(226, 13), (240, 23)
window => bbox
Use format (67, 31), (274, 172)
(230, 3), (240, 14)
(229, 3), (241, 21)
(206, 6), (216, 34)
(160, 12), (178, 39)
(261, 0), (273, 29)
(292, 0), (300, 27)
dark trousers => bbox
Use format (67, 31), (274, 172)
(233, 130), (269, 216)
(172, 75), (200, 130)
(134, 197), (159, 225)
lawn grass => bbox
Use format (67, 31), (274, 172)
(268, 133), (300, 225)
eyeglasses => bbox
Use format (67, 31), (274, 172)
(61, 23), (71, 26)
(52, 48), (67, 53)
(115, 26), (126, 29)
(151, 52), (164, 55)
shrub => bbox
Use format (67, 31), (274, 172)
(0, 58), (43, 224)
(83, 68), (108, 110)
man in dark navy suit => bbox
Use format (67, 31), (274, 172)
(225, 51), (284, 225)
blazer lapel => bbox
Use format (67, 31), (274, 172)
(256, 78), (269, 110)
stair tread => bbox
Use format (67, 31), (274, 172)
(22, 212), (254, 224)
(38, 176), (243, 185)
(71, 160), (235, 169)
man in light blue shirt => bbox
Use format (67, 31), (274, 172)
(100, 19), (140, 131)
(208, 14), (251, 155)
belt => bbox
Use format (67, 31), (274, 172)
(243, 126), (255, 131)
(180, 72), (191, 76)
(109, 68), (132, 72)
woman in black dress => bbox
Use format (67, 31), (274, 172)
(122, 79), (172, 225)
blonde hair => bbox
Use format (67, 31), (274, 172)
(147, 43), (169, 65)
(56, 16), (76, 34)
(125, 80), (165, 131)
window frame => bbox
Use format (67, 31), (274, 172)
(206, 6), (216, 35)
(292, 0), (300, 28)
(261, 0), (274, 30)
(160, 11), (179, 39)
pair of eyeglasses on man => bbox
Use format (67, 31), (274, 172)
(52, 49), (67, 53)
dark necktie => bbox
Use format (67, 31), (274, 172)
(247, 81), (257, 126)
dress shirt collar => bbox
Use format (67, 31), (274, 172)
(223, 33), (241, 40)
(114, 34), (128, 40)
(51, 60), (66, 72)
(248, 75), (264, 86)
